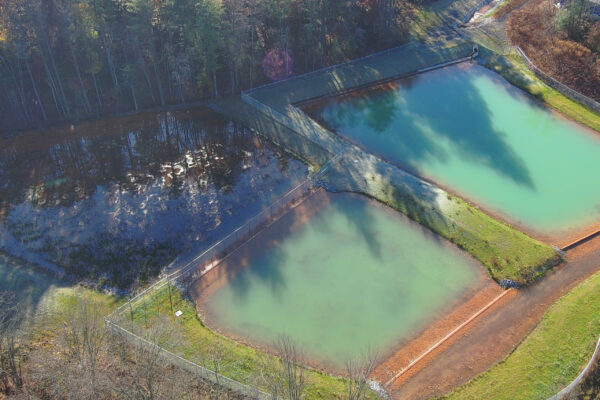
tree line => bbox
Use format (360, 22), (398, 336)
(0, 0), (419, 131)
(0, 289), (380, 400)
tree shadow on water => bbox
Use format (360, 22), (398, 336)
(319, 66), (536, 190)
(404, 69), (535, 189)
(306, 195), (384, 261)
(227, 247), (288, 304)
(335, 197), (384, 261)
(221, 194), (386, 303)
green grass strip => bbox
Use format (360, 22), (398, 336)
(442, 269), (600, 400)
(484, 52), (600, 133)
(125, 285), (378, 400)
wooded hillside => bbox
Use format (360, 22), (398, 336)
(0, 0), (417, 131)
(507, 0), (600, 101)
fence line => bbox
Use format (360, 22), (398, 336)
(514, 46), (600, 114)
(459, 0), (494, 25)
(105, 319), (274, 400)
(109, 177), (313, 317)
(548, 336), (600, 400)
(105, 176), (323, 399)
(241, 53), (474, 167)
(242, 42), (414, 97)
(241, 93), (306, 142)
(105, 148), (348, 397)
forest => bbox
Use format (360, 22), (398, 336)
(0, 0), (417, 131)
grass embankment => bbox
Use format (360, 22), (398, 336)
(125, 285), (377, 400)
(443, 269), (600, 400)
(323, 164), (561, 286)
(436, 195), (560, 285)
(485, 52), (600, 132)
(218, 91), (561, 286)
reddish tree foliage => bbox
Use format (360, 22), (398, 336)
(262, 48), (294, 81)
(507, 0), (600, 100)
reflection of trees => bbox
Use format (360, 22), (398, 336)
(0, 107), (305, 288)
(0, 108), (284, 207)
(314, 67), (535, 189)
(314, 77), (419, 135)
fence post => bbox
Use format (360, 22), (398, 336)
(168, 280), (173, 312)
(143, 298), (147, 326)
(129, 300), (134, 327)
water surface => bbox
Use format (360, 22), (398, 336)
(0, 108), (307, 287)
(204, 193), (482, 367)
(307, 64), (600, 239)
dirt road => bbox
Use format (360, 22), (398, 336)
(388, 236), (600, 399)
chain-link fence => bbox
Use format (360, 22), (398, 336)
(245, 41), (475, 107)
(515, 46), (600, 114)
(240, 92), (334, 162)
(242, 43), (414, 99)
(105, 177), (320, 400)
(108, 177), (313, 315)
(549, 336), (600, 400)
(105, 318), (274, 400)
(241, 42), (475, 168)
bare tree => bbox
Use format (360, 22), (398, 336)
(26, 294), (111, 399)
(263, 335), (306, 400)
(0, 292), (25, 394)
(15, 289), (245, 400)
(345, 350), (381, 400)
(61, 296), (108, 398)
(109, 314), (193, 400)
(202, 338), (237, 400)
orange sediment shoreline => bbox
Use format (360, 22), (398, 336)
(558, 223), (600, 251)
(189, 190), (509, 379)
(376, 285), (515, 391)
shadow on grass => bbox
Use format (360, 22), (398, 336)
(0, 252), (65, 326)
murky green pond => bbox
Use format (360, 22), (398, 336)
(204, 193), (483, 367)
(306, 64), (600, 239)
(0, 107), (307, 287)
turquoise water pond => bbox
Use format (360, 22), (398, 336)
(204, 194), (483, 367)
(308, 64), (600, 239)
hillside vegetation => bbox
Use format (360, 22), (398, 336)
(0, 0), (419, 131)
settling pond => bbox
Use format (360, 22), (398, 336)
(305, 63), (600, 240)
(193, 192), (487, 369)
(0, 107), (307, 287)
